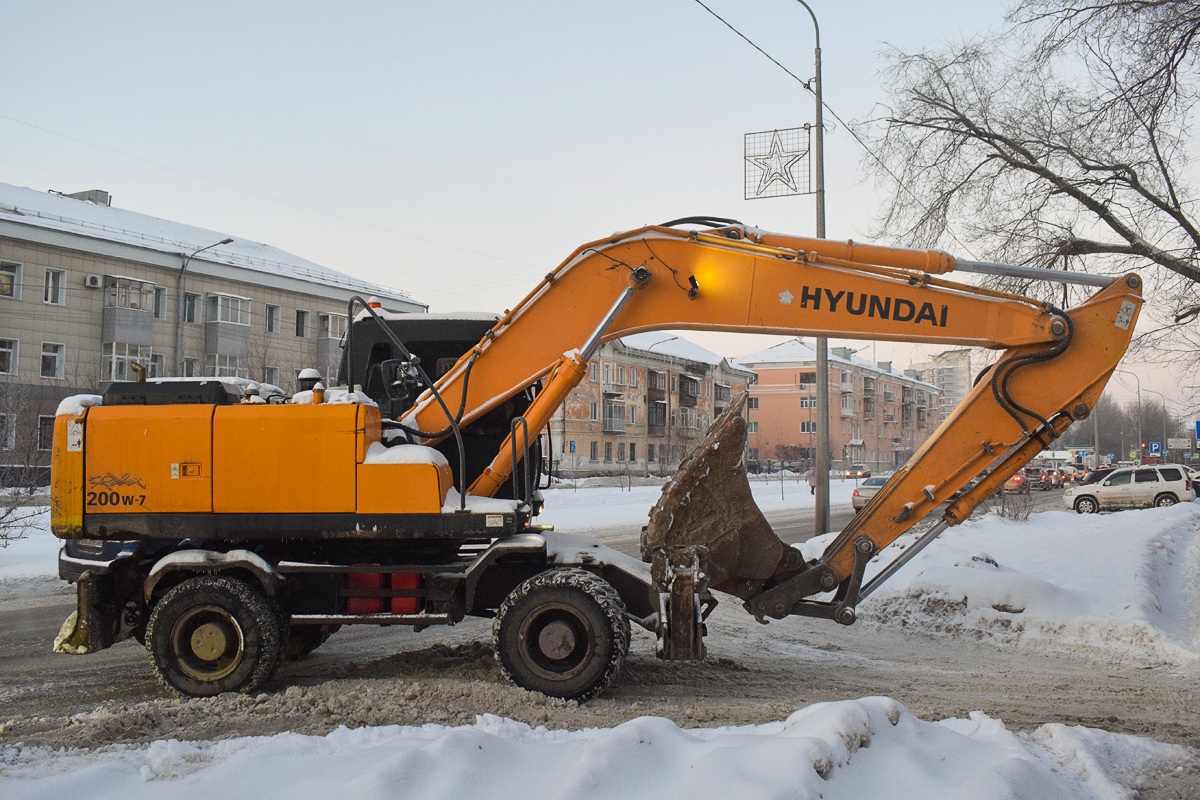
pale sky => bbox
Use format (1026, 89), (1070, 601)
(1, 0), (1178, 410)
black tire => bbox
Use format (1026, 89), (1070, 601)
(1154, 494), (1178, 508)
(492, 568), (630, 702)
(284, 625), (339, 661)
(146, 575), (283, 697)
(1074, 496), (1099, 514)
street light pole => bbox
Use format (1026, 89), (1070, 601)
(1116, 369), (1143, 463)
(1144, 387), (1169, 462)
(795, 0), (830, 536)
(176, 238), (233, 376)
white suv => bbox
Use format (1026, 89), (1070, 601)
(1064, 465), (1195, 513)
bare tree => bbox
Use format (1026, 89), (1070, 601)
(860, 1), (1200, 374)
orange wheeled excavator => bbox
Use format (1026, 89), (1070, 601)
(51, 217), (1141, 701)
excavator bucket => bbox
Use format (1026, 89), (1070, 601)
(641, 394), (804, 599)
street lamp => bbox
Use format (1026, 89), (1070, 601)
(1143, 387), (1169, 462)
(176, 238), (234, 376)
(1115, 369), (1143, 463)
(793, 0), (830, 536)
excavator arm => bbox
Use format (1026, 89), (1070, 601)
(398, 220), (1141, 619)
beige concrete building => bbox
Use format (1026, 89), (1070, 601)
(735, 339), (942, 473)
(908, 348), (973, 417)
(0, 183), (423, 484)
(547, 333), (755, 478)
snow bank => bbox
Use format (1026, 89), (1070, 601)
(842, 504), (1200, 664)
(0, 698), (1185, 799)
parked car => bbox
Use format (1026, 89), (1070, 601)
(845, 464), (871, 479)
(851, 475), (889, 510)
(1064, 465), (1195, 513)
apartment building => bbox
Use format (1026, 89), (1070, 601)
(907, 348), (973, 417)
(547, 333), (755, 478)
(0, 183), (423, 484)
(736, 338), (942, 472)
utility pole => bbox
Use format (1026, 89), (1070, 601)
(794, 0), (830, 536)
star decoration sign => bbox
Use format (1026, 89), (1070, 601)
(744, 127), (812, 200)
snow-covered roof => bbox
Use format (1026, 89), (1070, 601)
(0, 182), (421, 307)
(735, 338), (939, 390)
(618, 332), (723, 365)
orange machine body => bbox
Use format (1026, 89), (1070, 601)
(51, 402), (455, 538)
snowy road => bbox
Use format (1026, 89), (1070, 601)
(2, 484), (1199, 797)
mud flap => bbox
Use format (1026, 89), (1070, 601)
(53, 571), (118, 655)
(641, 393), (804, 599)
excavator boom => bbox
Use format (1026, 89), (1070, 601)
(398, 220), (1141, 621)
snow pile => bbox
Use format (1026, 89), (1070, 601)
(835, 504), (1200, 664)
(0, 697), (1186, 799)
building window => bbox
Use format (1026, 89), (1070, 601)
(43, 269), (65, 305)
(319, 313), (347, 340)
(747, 421), (759, 434)
(747, 397), (759, 409)
(629, 405), (637, 424)
(647, 443), (655, 463)
(104, 276), (155, 311)
(671, 375), (678, 392)
(590, 362), (598, 381)
(629, 443), (636, 462)
(38, 415), (55, 451)
(800, 421), (816, 433)
(604, 442), (613, 462)
(265, 366), (280, 387)
(207, 294), (251, 325)
(265, 304), (280, 333)
(800, 397), (816, 408)
(152, 287), (168, 318)
(183, 358), (200, 377)
(0, 413), (14, 451)
(296, 310), (310, 337)
(617, 366), (625, 385)
(0, 339), (16, 375)
(798, 371), (816, 385)
(150, 353), (164, 378)
(629, 370), (637, 388)
(40, 343), (64, 379)
(603, 363), (612, 384)
(101, 343), (155, 382)
(590, 402), (598, 421)
(205, 354), (247, 378)
(618, 442), (626, 461)
(589, 441), (598, 461)
(184, 293), (201, 324)
(0, 261), (21, 298)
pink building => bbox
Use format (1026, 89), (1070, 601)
(736, 339), (942, 473)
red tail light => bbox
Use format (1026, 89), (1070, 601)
(853, 489), (859, 496)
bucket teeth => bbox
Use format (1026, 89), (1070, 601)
(642, 394), (798, 598)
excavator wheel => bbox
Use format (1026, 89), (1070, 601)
(146, 574), (283, 697)
(492, 568), (630, 702)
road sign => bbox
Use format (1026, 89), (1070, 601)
(1169, 437), (1192, 450)
(1149, 442), (1161, 454)
(1195, 421), (1200, 440)
(1107, 454), (1115, 461)
(569, 440), (576, 454)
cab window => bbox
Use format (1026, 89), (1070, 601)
(1159, 468), (1183, 482)
(1105, 472), (1132, 486)
(1134, 469), (1159, 483)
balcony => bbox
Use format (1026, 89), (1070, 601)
(839, 377), (854, 393)
(840, 406), (855, 417)
(602, 414), (626, 434)
(883, 392), (897, 403)
(678, 375), (700, 407)
(602, 381), (623, 396)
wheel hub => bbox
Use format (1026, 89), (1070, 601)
(538, 620), (577, 660)
(190, 623), (228, 661)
